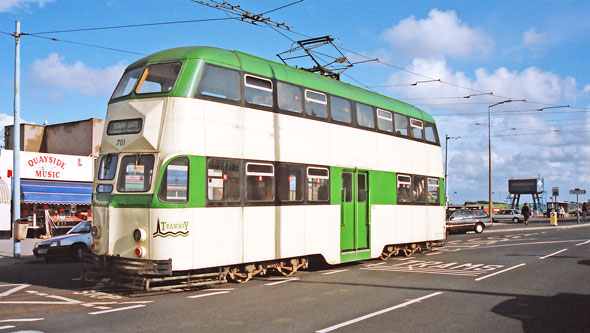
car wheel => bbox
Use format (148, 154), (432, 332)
(512, 217), (519, 223)
(70, 244), (87, 261)
(474, 223), (484, 233)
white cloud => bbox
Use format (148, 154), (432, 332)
(381, 9), (493, 60)
(30, 53), (127, 97)
(0, 0), (54, 12)
(522, 28), (548, 48)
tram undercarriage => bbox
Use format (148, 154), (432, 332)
(82, 240), (445, 291)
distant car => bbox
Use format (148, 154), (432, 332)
(33, 221), (91, 261)
(492, 209), (524, 223)
(446, 208), (491, 234)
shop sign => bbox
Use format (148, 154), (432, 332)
(21, 151), (93, 182)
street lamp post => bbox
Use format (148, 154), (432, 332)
(488, 99), (525, 224)
(444, 135), (459, 207)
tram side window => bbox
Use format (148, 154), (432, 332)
(198, 65), (240, 101)
(394, 113), (409, 136)
(246, 163), (275, 202)
(278, 82), (302, 113)
(277, 164), (304, 202)
(410, 118), (424, 140)
(307, 167), (330, 202)
(424, 122), (440, 145)
(356, 103), (375, 128)
(116, 154), (155, 192)
(377, 109), (394, 133)
(207, 159), (241, 202)
(331, 96), (352, 123)
(413, 176), (426, 203)
(304, 90), (328, 119)
(136, 62), (182, 95)
(245, 75), (273, 107)
(427, 178), (440, 204)
(397, 175), (412, 203)
(158, 157), (189, 203)
(98, 154), (118, 180)
(111, 67), (143, 99)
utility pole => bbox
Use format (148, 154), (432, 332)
(13, 20), (21, 257)
(444, 135), (459, 207)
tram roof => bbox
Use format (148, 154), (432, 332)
(130, 46), (435, 123)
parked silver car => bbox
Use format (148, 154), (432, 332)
(33, 221), (91, 261)
(492, 209), (524, 223)
(446, 208), (491, 234)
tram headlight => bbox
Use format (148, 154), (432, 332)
(91, 226), (100, 238)
(133, 228), (147, 243)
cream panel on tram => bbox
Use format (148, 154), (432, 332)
(329, 124), (378, 169)
(276, 206), (306, 259)
(159, 98), (206, 156)
(276, 113), (332, 166)
(242, 206), (276, 263)
(242, 109), (279, 162)
(304, 205), (340, 264)
(369, 205), (396, 258)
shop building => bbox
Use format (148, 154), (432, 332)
(1, 118), (103, 238)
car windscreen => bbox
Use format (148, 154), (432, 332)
(68, 221), (91, 234)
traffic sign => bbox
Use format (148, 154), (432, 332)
(570, 188), (586, 195)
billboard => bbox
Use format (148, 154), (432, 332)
(508, 178), (544, 194)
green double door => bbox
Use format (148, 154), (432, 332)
(340, 170), (369, 253)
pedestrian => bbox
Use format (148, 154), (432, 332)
(522, 202), (531, 225)
(583, 202), (587, 222)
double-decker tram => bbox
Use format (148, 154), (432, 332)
(84, 46), (445, 290)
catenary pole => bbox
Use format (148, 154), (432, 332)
(13, 21), (21, 257)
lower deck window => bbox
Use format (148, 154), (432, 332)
(207, 159), (241, 202)
(116, 154), (155, 192)
(277, 164), (304, 202)
(246, 163), (275, 202)
(307, 167), (330, 202)
(158, 157), (189, 203)
(427, 178), (440, 204)
(397, 175), (412, 203)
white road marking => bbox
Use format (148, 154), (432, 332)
(316, 292), (443, 332)
(93, 306), (112, 310)
(264, 277), (300, 286)
(0, 284), (30, 297)
(539, 249), (568, 260)
(187, 291), (231, 299)
(207, 288), (235, 291)
(0, 318), (44, 323)
(363, 266), (483, 277)
(475, 263), (526, 281)
(576, 240), (590, 246)
(322, 269), (349, 275)
(121, 301), (154, 304)
(81, 302), (117, 308)
(88, 304), (146, 315)
(0, 325), (15, 330)
(364, 262), (386, 267)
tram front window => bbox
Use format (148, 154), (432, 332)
(111, 67), (143, 99)
(98, 154), (118, 180)
(116, 154), (155, 192)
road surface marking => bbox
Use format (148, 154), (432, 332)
(208, 288), (235, 291)
(316, 292), (443, 332)
(322, 269), (349, 275)
(475, 263), (526, 281)
(81, 302), (117, 308)
(539, 249), (568, 259)
(264, 277), (300, 286)
(0, 318), (44, 323)
(576, 240), (590, 246)
(93, 306), (112, 310)
(364, 262), (386, 267)
(0, 284), (30, 298)
(0, 325), (15, 330)
(187, 291), (231, 299)
(88, 304), (146, 315)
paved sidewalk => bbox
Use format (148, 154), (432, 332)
(0, 238), (38, 264)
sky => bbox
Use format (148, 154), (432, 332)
(0, 0), (589, 205)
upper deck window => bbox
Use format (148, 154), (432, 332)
(377, 109), (394, 133)
(356, 103), (375, 129)
(304, 89), (328, 119)
(135, 62), (181, 95)
(198, 65), (240, 101)
(410, 118), (424, 140)
(277, 82), (302, 113)
(424, 122), (440, 145)
(245, 75), (273, 107)
(331, 96), (352, 123)
(394, 113), (409, 136)
(111, 67), (143, 100)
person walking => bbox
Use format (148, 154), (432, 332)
(522, 202), (531, 225)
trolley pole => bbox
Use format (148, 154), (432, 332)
(13, 21), (21, 258)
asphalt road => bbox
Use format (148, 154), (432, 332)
(1, 221), (589, 332)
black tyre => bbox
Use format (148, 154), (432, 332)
(512, 217), (519, 223)
(70, 244), (87, 261)
(474, 223), (484, 233)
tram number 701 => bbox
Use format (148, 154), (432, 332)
(116, 139), (126, 147)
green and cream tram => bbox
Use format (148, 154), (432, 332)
(85, 46), (445, 290)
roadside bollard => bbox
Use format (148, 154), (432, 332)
(550, 211), (558, 226)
